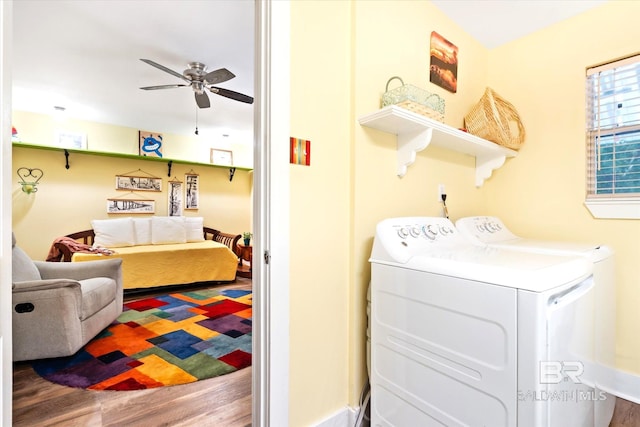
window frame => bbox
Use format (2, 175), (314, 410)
(585, 54), (640, 219)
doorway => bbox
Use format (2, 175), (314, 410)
(1, 0), (290, 425)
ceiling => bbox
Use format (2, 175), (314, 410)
(12, 1), (607, 144)
(12, 0), (255, 142)
(430, 0), (607, 49)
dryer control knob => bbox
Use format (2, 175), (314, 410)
(423, 225), (437, 240)
(397, 228), (409, 239)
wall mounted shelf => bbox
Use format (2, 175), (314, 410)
(13, 142), (253, 181)
(358, 105), (517, 187)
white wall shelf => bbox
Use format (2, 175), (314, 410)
(358, 105), (517, 187)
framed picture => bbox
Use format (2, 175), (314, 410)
(211, 149), (234, 166)
(107, 198), (155, 214)
(168, 179), (183, 216)
(139, 131), (163, 158)
(429, 31), (458, 93)
(115, 175), (162, 192)
(55, 130), (87, 150)
(185, 173), (199, 210)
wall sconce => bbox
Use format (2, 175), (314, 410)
(16, 167), (44, 194)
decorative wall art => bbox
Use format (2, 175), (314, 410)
(115, 169), (162, 192)
(168, 177), (183, 217)
(139, 131), (164, 158)
(429, 31), (458, 93)
(290, 137), (311, 166)
(210, 149), (234, 166)
(55, 130), (87, 150)
(184, 172), (199, 210)
(107, 194), (155, 214)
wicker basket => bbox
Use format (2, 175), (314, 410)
(464, 87), (525, 150)
(381, 76), (445, 122)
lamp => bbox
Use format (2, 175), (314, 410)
(17, 167), (44, 194)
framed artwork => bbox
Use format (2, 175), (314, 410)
(211, 149), (234, 166)
(139, 131), (163, 157)
(55, 130), (87, 150)
(107, 198), (155, 214)
(185, 173), (199, 210)
(168, 179), (183, 217)
(115, 175), (162, 192)
(429, 31), (458, 93)
(290, 137), (311, 166)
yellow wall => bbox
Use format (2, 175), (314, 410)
(291, 0), (640, 424)
(351, 0), (493, 409)
(12, 145), (252, 259)
(12, 110), (253, 167)
(484, 1), (640, 374)
(289, 1), (352, 425)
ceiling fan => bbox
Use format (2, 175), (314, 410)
(139, 59), (254, 109)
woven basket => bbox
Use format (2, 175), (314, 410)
(464, 87), (525, 150)
(381, 76), (445, 122)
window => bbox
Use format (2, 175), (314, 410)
(585, 54), (640, 219)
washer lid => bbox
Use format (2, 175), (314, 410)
(370, 217), (593, 292)
(400, 246), (592, 292)
(455, 216), (612, 262)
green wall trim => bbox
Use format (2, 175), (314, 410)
(12, 142), (253, 172)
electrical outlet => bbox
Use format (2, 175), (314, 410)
(437, 184), (446, 202)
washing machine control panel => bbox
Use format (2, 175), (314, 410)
(371, 217), (469, 264)
(396, 222), (456, 241)
(455, 216), (518, 244)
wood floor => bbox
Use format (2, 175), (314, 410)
(13, 278), (252, 427)
(13, 275), (640, 426)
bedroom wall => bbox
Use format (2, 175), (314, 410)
(12, 110), (253, 167)
(350, 0), (491, 408)
(12, 145), (252, 259)
(482, 1), (640, 375)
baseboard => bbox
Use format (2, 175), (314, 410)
(313, 406), (358, 427)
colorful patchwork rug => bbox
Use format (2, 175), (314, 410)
(31, 288), (252, 390)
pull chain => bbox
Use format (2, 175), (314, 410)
(195, 106), (199, 135)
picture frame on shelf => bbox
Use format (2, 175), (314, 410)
(210, 149), (234, 166)
(55, 130), (87, 150)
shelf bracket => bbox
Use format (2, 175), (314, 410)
(397, 127), (433, 177)
(229, 167), (236, 182)
(475, 153), (507, 187)
(64, 149), (70, 169)
(167, 160), (172, 177)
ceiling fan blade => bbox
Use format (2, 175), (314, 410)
(208, 87), (254, 104)
(140, 59), (189, 82)
(195, 91), (211, 108)
(140, 84), (188, 90)
(203, 68), (235, 85)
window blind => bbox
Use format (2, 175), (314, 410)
(586, 54), (640, 198)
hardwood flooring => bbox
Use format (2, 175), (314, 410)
(611, 397), (640, 426)
(13, 275), (640, 426)
(13, 278), (252, 427)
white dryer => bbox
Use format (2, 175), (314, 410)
(455, 216), (616, 426)
(369, 217), (597, 427)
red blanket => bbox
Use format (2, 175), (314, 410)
(46, 237), (114, 262)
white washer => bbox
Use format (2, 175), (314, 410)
(369, 217), (597, 427)
(455, 216), (616, 426)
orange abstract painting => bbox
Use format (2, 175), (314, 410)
(430, 31), (458, 93)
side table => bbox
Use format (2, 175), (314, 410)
(237, 243), (252, 279)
